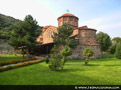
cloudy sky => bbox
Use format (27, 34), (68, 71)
(0, 0), (121, 38)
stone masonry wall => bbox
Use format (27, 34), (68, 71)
(70, 28), (101, 59)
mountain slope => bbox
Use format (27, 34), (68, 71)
(0, 13), (20, 30)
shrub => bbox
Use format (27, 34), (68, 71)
(49, 53), (63, 71)
(45, 56), (49, 64)
(0, 58), (36, 66)
(83, 47), (94, 65)
(60, 46), (72, 65)
(0, 59), (44, 72)
(115, 43), (121, 59)
(49, 46), (72, 71)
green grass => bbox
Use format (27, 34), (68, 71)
(0, 54), (27, 62)
(0, 54), (121, 85)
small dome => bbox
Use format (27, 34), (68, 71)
(57, 13), (78, 20)
(61, 13), (75, 17)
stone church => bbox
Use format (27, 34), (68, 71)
(36, 13), (101, 59)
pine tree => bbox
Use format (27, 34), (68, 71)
(9, 15), (41, 58)
(49, 23), (78, 71)
(52, 23), (78, 49)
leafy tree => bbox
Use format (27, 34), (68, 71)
(96, 32), (112, 52)
(110, 37), (121, 54)
(83, 47), (94, 65)
(110, 44), (117, 54)
(115, 43), (121, 59)
(112, 37), (121, 44)
(9, 15), (41, 58)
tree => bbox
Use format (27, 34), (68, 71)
(52, 23), (78, 49)
(96, 32), (112, 52)
(112, 37), (121, 44)
(9, 15), (41, 58)
(110, 44), (117, 54)
(49, 45), (63, 71)
(49, 23), (78, 71)
(60, 46), (72, 65)
(115, 43), (121, 59)
(110, 37), (121, 54)
(83, 47), (94, 65)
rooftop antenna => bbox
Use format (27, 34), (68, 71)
(67, 9), (69, 13)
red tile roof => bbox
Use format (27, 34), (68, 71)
(57, 13), (79, 20)
(61, 13), (75, 17)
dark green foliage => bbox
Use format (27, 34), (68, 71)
(45, 56), (49, 64)
(83, 47), (94, 65)
(110, 44), (117, 54)
(52, 23), (78, 49)
(9, 15), (42, 58)
(0, 13), (42, 40)
(0, 13), (20, 39)
(115, 43), (121, 59)
(0, 13), (19, 30)
(49, 53), (63, 71)
(49, 23), (78, 71)
(49, 45), (63, 71)
(96, 32), (112, 51)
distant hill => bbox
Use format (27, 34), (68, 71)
(0, 13), (42, 39)
(0, 13), (42, 54)
(0, 13), (20, 39)
(0, 13), (20, 30)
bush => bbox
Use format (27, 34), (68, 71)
(49, 53), (63, 71)
(115, 43), (121, 59)
(0, 58), (36, 66)
(45, 56), (49, 64)
(60, 46), (72, 64)
(83, 47), (94, 65)
(0, 59), (44, 72)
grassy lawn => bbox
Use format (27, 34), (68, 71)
(0, 54), (27, 62)
(0, 54), (121, 85)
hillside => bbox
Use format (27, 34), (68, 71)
(0, 13), (20, 39)
(0, 13), (20, 30)
(0, 13), (43, 54)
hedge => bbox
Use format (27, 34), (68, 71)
(0, 58), (36, 66)
(0, 59), (44, 72)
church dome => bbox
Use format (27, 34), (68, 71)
(57, 13), (79, 28)
(61, 13), (75, 17)
(57, 13), (78, 20)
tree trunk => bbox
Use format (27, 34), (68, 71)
(14, 49), (17, 56)
(26, 48), (30, 59)
(22, 48), (24, 58)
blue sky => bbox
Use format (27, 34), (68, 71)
(0, 0), (121, 38)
